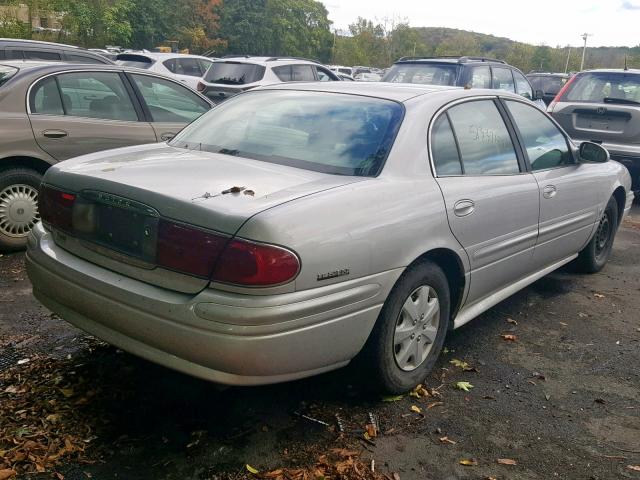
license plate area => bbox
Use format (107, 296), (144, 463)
(72, 191), (159, 264)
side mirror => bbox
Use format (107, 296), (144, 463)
(533, 89), (544, 100)
(579, 142), (609, 163)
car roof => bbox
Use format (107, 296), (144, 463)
(216, 56), (319, 66)
(527, 72), (569, 77)
(258, 81), (464, 102)
(117, 52), (213, 60)
(0, 38), (83, 50)
(393, 56), (508, 66)
(581, 68), (640, 74)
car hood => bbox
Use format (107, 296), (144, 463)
(44, 143), (365, 234)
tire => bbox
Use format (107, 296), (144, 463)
(360, 260), (450, 393)
(0, 167), (43, 252)
(575, 196), (619, 273)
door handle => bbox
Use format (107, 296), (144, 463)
(543, 185), (557, 199)
(43, 129), (68, 139)
(160, 132), (176, 141)
(453, 199), (475, 217)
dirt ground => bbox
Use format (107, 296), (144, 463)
(1, 204), (639, 480)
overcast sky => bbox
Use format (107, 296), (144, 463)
(323, 1), (640, 47)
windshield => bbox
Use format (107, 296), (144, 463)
(563, 72), (640, 104)
(170, 90), (404, 176)
(0, 65), (18, 86)
(204, 62), (265, 85)
(382, 63), (459, 85)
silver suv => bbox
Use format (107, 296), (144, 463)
(548, 69), (640, 192)
(196, 56), (339, 103)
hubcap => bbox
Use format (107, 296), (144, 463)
(595, 211), (611, 257)
(0, 184), (40, 238)
(393, 285), (440, 372)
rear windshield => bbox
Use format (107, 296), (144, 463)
(170, 90), (404, 176)
(204, 61), (265, 85)
(0, 65), (18, 87)
(382, 63), (459, 86)
(116, 54), (154, 69)
(563, 72), (640, 104)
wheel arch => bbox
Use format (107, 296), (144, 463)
(612, 186), (626, 227)
(0, 156), (53, 176)
(407, 247), (466, 328)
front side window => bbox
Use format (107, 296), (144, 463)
(468, 66), (491, 89)
(131, 74), (210, 122)
(30, 76), (64, 115)
(492, 67), (515, 92)
(170, 90), (404, 177)
(505, 100), (572, 171)
(56, 72), (138, 121)
(382, 63), (458, 86)
(431, 114), (462, 175)
(513, 71), (533, 99)
(447, 100), (520, 175)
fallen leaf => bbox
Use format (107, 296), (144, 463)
(450, 358), (470, 369)
(0, 470), (16, 480)
(545, 393), (551, 401)
(392, 473), (400, 480)
(459, 459), (478, 466)
(427, 401), (444, 409)
(628, 465), (640, 472)
(60, 387), (74, 398)
(410, 405), (422, 414)
(593, 293), (605, 298)
(500, 334), (518, 342)
(497, 458), (517, 465)
(506, 318), (518, 325)
(381, 394), (404, 402)
(55, 473), (65, 480)
(365, 423), (377, 438)
(486, 477), (498, 480)
(246, 464), (259, 474)
(439, 436), (457, 445)
(455, 381), (474, 392)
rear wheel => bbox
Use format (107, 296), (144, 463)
(362, 261), (450, 393)
(0, 168), (43, 251)
(575, 196), (619, 273)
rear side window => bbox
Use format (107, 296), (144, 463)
(0, 65), (18, 87)
(505, 100), (572, 170)
(447, 100), (520, 175)
(204, 62), (265, 85)
(171, 90), (404, 177)
(382, 63), (458, 86)
(175, 58), (206, 77)
(513, 71), (533, 99)
(274, 65), (315, 82)
(468, 66), (491, 88)
(563, 72), (640, 103)
(56, 72), (138, 121)
(24, 50), (61, 61)
(431, 114), (462, 175)
(30, 77), (64, 115)
(492, 68), (515, 92)
(66, 53), (108, 64)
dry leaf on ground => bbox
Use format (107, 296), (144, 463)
(439, 436), (457, 445)
(455, 381), (474, 392)
(245, 464), (259, 474)
(459, 459), (478, 466)
(628, 465), (640, 472)
(500, 334), (518, 341)
(410, 405), (422, 414)
(497, 458), (517, 465)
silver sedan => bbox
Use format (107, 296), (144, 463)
(26, 82), (634, 393)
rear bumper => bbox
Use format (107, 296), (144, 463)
(26, 223), (399, 385)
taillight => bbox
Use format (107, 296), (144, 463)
(156, 220), (228, 278)
(197, 81), (205, 92)
(38, 185), (76, 230)
(212, 238), (300, 286)
(547, 74), (577, 113)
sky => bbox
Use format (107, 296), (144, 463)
(323, 0), (640, 48)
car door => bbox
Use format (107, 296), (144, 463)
(28, 71), (157, 160)
(128, 73), (211, 141)
(431, 98), (540, 305)
(502, 99), (601, 266)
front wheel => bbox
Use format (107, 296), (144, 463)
(0, 168), (43, 251)
(362, 261), (450, 393)
(575, 196), (619, 273)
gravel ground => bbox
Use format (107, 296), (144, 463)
(1, 204), (639, 480)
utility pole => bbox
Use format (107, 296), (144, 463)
(580, 33), (592, 71)
(564, 47), (571, 74)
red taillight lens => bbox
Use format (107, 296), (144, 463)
(156, 220), (228, 278)
(547, 74), (577, 113)
(213, 239), (300, 286)
(197, 81), (205, 92)
(38, 185), (75, 230)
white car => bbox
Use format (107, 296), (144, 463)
(116, 52), (215, 90)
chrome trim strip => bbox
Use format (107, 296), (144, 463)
(538, 210), (596, 238)
(453, 254), (577, 329)
(472, 228), (538, 260)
